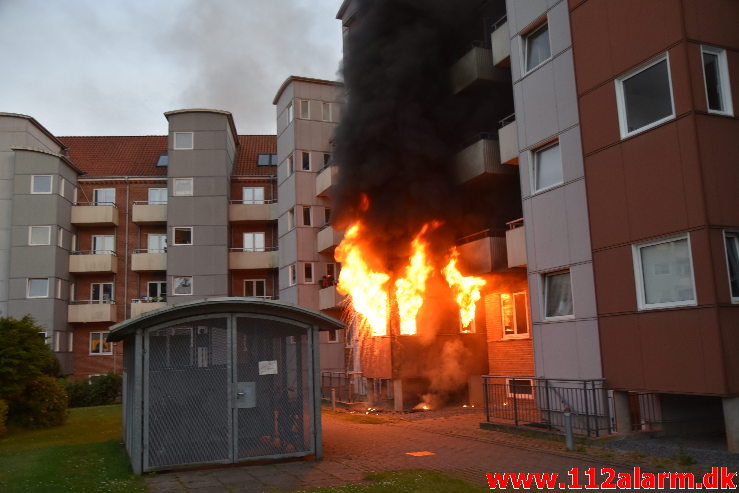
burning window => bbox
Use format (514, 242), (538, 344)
(500, 292), (529, 338)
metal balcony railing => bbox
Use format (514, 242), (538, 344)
(71, 250), (117, 256)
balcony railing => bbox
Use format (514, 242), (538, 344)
(454, 134), (515, 183)
(132, 200), (167, 224)
(316, 164), (338, 197)
(491, 15), (510, 67)
(69, 250), (118, 273)
(68, 300), (117, 323)
(71, 202), (119, 226)
(228, 247), (279, 269)
(131, 248), (167, 271)
(456, 229), (508, 274)
(505, 219), (526, 268)
(498, 114), (519, 165)
(228, 199), (278, 222)
(450, 43), (509, 94)
(130, 297), (167, 317)
(319, 285), (346, 311)
(317, 225), (342, 253)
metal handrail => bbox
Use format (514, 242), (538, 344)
(506, 218), (524, 230)
(499, 113), (516, 127)
(228, 246), (278, 252)
(492, 14), (507, 31)
(132, 248), (166, 254)
(131, 297), (166, 303)
(71, 250), (117, 256)
(456, 228), (506, 244)
(70, 299), (116, 305)
(74, 201), (118, 208)
(133, 200), (167, 205)
(229, 199), (277, 205)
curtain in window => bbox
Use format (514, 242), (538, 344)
(640, 239), (694, 304)
(545, 272), (573, 317)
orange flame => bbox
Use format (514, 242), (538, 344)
(442, 247), (486, 330)
(394, 223), (436, 335)
(335, 222), (391, 336)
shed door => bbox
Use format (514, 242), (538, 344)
(234, 317), (312, 460)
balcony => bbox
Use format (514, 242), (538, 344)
(456, 230), (508, 274)
(506, 219), (527, 268)
(132, 201), (167, 224)
(454, 135), (516, 184)
(131, 249), (166, 271)
(130, 299), (167, 317)
(450, 45), (509, 94)
(317, 225), (342, 253)
(316, 165), (338, 197)
(491, 16), (510, 67)
(229, 200), (278, 222)
(319, 285), (346, 311)
(498, 114), (518, 165)
(228, 247), (279, 269)
(69, 251), (118, 273)
(71, 203), (119, 226)
(68, 302), (117, 323)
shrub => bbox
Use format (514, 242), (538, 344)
(0, 399), (8, 437)
(11, 375), (68, 428)
(65, 373), (122, 408)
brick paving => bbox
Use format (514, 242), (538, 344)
(145, 410), (654, 492)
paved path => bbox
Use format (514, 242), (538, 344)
(145, 411), (646, 492)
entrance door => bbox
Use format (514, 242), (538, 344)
(234, 316), (312, 460)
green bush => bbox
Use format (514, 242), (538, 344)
(11, 376), (68, 428)
(0, 399), (8, 437)
(65, 373), (122, 408)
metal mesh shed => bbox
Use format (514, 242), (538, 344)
(107, 298), (344, 474)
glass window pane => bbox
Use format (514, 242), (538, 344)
(302, 207), (311, 226)
(623, 60), (673, 133)
(535, 143), (562, 191)
(174, 132), (193, 149)
(94, 189), (115, 205)
(703, 52), (724, 111)
(173, 178), (192, 196)
(526, 25), (550, 71)
(32, 176), (52, 193)
(300, 100), (309, 119)
(90, 333), (100, 353)
(302, 152), (310, 170)
(514, 293), (528, 334)
(174, 277), (192, 295)
(174, 228), (192, 245)
(501, 294), (513, 335)
(148, 188), (167, 204)
(640, 238), (694, 305)
(725, 234), (739, 298)
(28, 279), (48, 297)
(30, 226), (50, 245)
(545, 272), (573, 318)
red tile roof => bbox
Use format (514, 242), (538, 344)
(58, 135), (276, 177)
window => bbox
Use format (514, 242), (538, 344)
(89, 332), (112, 355)
(301, 151), (311, 171)
(148, 188), (167, 204)
(148, 281), (167, 301)
(543, 271), (573, 318)
(524, 23), (550, 72)
(286, 103), (294, 123)
(725, 232), (739, 302)
(287, 208), (295, 230)
(92, 235), (114, 254)
(322, 102), (332, 122)
(91, 283), (114, 303)
(173, 227), (192, 245)
(156, 154), (169, 167)
(57, 227), (63, 248)
(173, 178), (193, 196)
(174, 132), (193, 150)
(244, 279), (266, 298)
(701, 46), (733, 115)
(27, 278), (49, 298)
(242, 187), (265, 204)
(300, 99), (310, 119)
(56, 279), (62, 299)
(288, 264), (297, 286)
(304, 263), (314, 283)
(532, 142), (562, 192)
(243, 232), (265, 252)
(257, 153), (278, 166)
(324, 208), (331, 226)
(326, 263), (336, 279)
(323, 153), (331, 168)
(302, 206), (312, 226)
(633, 236), (696, 310)
(93, 188), (115, 205)
(173, 276), (193, 295)
(147, 234), (167, 253)
(507, 378), (534, 399)
(287, 154), (295, 176)
(59, 178), (66, 197)
(501, 292), (530, 338)
(327, 328), (339, 343)
(31, 175), (52, 194)
(29, 226), (51, 245)
(615, 55), (674, 137)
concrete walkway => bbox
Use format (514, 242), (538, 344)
(144, 411), (660, 492)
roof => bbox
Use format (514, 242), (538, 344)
(272, 76), (343, 105)
(58, 135), (276, 177)
(107, 297), (345, 342)
(0, 112), (68, 151)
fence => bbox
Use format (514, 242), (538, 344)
(483, 376), (613, 437)
(320, 371), (367, 404)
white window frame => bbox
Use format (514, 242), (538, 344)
(701, 45), (733, 116)
(28, 225), (52, 246)
(59, 177), (66, 197)
(632, 234), (697, 311)
(31, 175), (53, 194)
(322, 102), (332, 122)
(302, 206), (312, 227)
(147, 234), (167, 253)
(244, 279), (267, 298)
(286, 103), (294, 123)
(530, 140), (563, 194)
(724, 231), (739, 303)
(56, 279), (62, 299)
(91, 282), (114, 303)
(501, 291), (530, 340)
(27, 278), (49, 298)
(299, 99), (310, 119)
(92, 235), (115, 254)
(93, 188), (115, 206)
(148, 187), (167, 205)
(173, 178), (193, 196)
(242, 232), (266, 252)
(303, 262), (315, 284)
(147, 280), (167, 300)
(172, 227), (193, 246)
(506, 378), (535, 400)
(327, 328), (339, 343)
(57, 227), (64, 248)
(287, 208), (295, 230)
(174, 132), (194, 150)
(288, 264), (297, 286)
(542, 270), (575, 321)
(89, 332), (112, 355)
(615, 54), (675, 139)
(172, 276), (193, 296)
(242, 186), (265, 205)
(522, 22), (551, 74)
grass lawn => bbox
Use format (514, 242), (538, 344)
(300, 469), (496, 492)
(321, 407), (400, 425)
(0, 404), (146, 493)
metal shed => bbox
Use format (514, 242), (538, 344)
(107, 297), (344, 474)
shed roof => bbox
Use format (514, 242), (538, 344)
(107, 297), (345, 342)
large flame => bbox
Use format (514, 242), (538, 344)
(443, 248), (486, 331)
(394, 223), (436, 335)
(335, 222), (391, 336)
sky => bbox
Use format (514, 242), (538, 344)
(0, 0), (344, 136)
